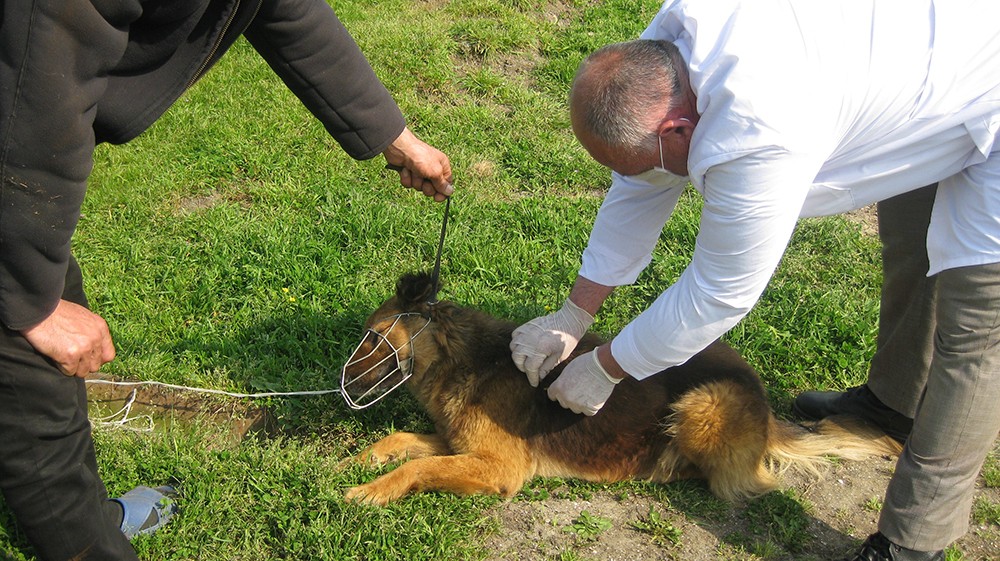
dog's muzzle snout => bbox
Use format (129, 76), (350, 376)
(340, 313), (430, 410)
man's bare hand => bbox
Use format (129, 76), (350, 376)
(21, 300), (115, 377)
(383, 126), (454, 202)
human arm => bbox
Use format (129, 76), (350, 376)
(243, 0), (452, 197)
(549, 150), (818, 414)
(510, 171), (685, 384)
(0, 1), (137, 331)
(610, 149), (816, 378)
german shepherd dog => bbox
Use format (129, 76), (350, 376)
(343, 272), (901, 505)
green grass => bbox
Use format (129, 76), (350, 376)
(737, 490), (815, 555)
(564, 510), (613, 541)
(1, 1), (995, 560)
(631, 506), (683, 548)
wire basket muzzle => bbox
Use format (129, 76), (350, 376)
(340, 313), (430, 410)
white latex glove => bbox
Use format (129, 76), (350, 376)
(546, 350), (621, 416)
(510, 299), (594, 387)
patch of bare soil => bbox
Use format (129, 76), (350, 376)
(85, 379), (273, 447)
(844, 204), (879, 237)
(482, 448), (1000, 561)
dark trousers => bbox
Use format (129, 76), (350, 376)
(0, 258), (137, 561)
(870, 185), (1000, 550)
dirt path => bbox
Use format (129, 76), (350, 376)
(483, 450), (1000, 561)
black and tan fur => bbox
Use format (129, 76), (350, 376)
(343, 272), (901, 505)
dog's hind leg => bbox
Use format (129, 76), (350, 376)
(665, 380), (777, 501)
(354, 432), (452, 466)
(345, 451), (530, 505)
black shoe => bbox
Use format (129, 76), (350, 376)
(839, 532), (944, 561)
(792, 384), (912, 444)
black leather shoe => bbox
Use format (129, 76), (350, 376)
(792, 384), (912, 444)
(839, 532), (944, 561)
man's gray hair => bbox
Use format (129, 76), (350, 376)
(571, 40), (684, 156)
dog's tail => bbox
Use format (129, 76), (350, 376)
(763, 414), (903, 481)
(659, 380), (902, 502)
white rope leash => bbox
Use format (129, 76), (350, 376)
(85, 378), (342, 432)
(90, 387), (156, 432)
(85, 377), (342, 399)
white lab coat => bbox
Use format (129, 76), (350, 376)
(579, 0), (1000, 378)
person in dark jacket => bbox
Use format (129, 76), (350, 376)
(0, 1), (454, 559)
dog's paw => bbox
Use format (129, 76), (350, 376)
(336, 447), (396, 469)
(358, 448), (399, 466)
(344, 483), (397, 506)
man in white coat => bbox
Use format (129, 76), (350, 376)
(509, 1), (1000, 560)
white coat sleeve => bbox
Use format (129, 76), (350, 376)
(579, 170), (688, 287)
(611, 149), (819, 378)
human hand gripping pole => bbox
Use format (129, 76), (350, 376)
(546, 349), (621, 416)
(382, 127), (453, 202)
(510, 299), (594, 387)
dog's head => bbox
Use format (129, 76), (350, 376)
(340, 272), (448, 409)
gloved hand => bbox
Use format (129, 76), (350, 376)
(547, 349), (622, 416)
(510, 299), (594, 387)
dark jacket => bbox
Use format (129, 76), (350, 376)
(0, 0), (406, 330)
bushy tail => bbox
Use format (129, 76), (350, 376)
(660, 380), (902, 502)
(764, 414), (903, 480)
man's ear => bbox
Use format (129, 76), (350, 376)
(656, 117), (694, 154)
(657, 116), (694, 137)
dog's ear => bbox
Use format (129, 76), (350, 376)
(395, 271), (441, 308)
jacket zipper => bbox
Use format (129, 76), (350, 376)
(186, 0), (262, 89)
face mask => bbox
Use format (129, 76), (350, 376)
(652, 117), (692, 175)
(629, 167), (688, 184)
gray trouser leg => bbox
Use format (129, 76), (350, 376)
(868, 185), (938, 418)
(879, 261), (1000, 551)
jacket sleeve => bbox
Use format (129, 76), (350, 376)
(0, 0), (140, 330)
(244, 0), (406, 160)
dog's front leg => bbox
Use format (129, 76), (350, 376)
(345, 453), (527, 506)
(355, 432), (452, 466)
